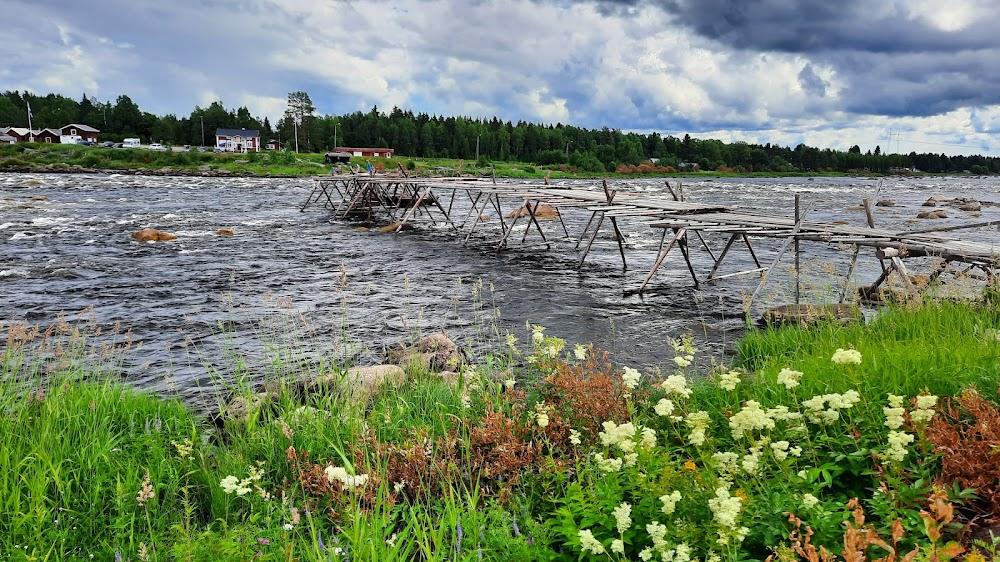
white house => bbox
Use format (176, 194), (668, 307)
(215, 128), (260, 153)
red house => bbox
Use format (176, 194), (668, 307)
(59, 124), (100, 143)
(215, 128), (260, 152)
(334, 146), (395, 158)
(2, 127), (34, 142)
(36, 128), (62, 143)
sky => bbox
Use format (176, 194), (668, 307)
(3, 0), (1000, 156)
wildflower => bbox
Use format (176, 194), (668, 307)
(534, 402), (550, 427)
(661, 375), (693, 398)
(639, 547), (654, 561)
(741, 448), (762, 474)
(683, 460), (698, 471)
(290, 506), (300, 526)
(623, 452), (639, 467)
(660, 490), (682, 514)
(776, 368), (803, 390)
(531, 324), (545, 344)
(674, 356), (692, 368)
(569, 429), (581, 445)
(599, 421), (637, 449)
(675, 543), (693, 562)
(916, 394), (938, 410)
(574, 344), (587, 360)
(503, 378), (516, 390)
(505, 333), (517, 348)
(258, 538), (271, 546)
(831, 348), (862, 365)
(613, 502), (632, 534)
(622, 366), (641, 390)
(718, 370), (741, 391)
(136, 470), (154, 506)
(885, 430), (915, 462)
(172, 438), (194, 460)
(220, 475), (250, 497)
(578, 529), (605, 555)
(911, 394), (938, 424)
(138, 542), (149, 562)
(611, 539), (625, 554)
(386, 533), (398, 548)
(654, 398), (675, 417)
(789, 446), (803, 457)
(729, 401), (775, 439)
(646, 521), (668, 550)
(802, 493), (820, 509)
(685, 411), (711, 446)
(324, 466), (370, 489)
(460, 394), (472, 409)
(284, 523), (294, 531)
(640, 426), (657, 450)
(884, 394), (906, 430)
(593, 452), (623, 473)
(713, 451), (740, 479)
(708, 486), (743, 529)
(767, 440), (789, 462)
(394, 480), (406, 493)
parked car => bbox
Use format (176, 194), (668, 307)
(77, 140), (93, 146)
(197, 147), (207, 153)
(101, 141), (116, 148)
(213, 147), (223, 153)
(148, 143), (166, 151)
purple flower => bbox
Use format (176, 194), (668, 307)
(257, 537), (270, 546)
(115, 551), (122, 562)
(317, 530), (326, 552)
(512, 518), (521, 536)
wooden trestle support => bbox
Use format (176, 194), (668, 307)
(302, 173), (1000, 299)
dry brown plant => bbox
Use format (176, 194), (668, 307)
(924, 389), (1000, 524)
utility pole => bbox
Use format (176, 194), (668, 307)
(476, 134), (480, 161)
(200, 116), (205, 147)
(334, 122), (338, 150)
(294, 119), (299, 153)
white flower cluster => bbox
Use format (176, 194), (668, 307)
(324, 465), (371, 489)
(612, 502), (632, 534)
(769, 440), (802, 461)
(578, 529), (605, 554)
(220, 464), (265, 497)
(728, 400), (776, 439)
(593, 452), (624, 473)
(659, 490), (682, 514)
(574, 344), (587, 361)
(707, 485), (749, 545)
(599, 421), (657, 452)
(622, 366), (642, 390)
(717, 370), (741, 391)
(569, 429), (581, 445)
(534, 402), (550, 428)
(776, 368), (804, 390)
(802, 493), (820, 509)
(801, 390), (861, 425)
(885, 430), (915, 463)
(661, 375), (693, 398)
(654, 398), (675, 417)
(685, 411), (711, 446)
(670, 335), (697, 368)
(884, 394), (906, 429)
(638, 521), (692, 562)
(831, 348), (862, 365)
(911, 394), (939, 425)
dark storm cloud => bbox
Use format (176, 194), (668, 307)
(797, 63), (827, 97)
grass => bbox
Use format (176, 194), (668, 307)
(0, 142), (900, 180)
(2, 293), (999, 560)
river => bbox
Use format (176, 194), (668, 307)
(2, 172), (997, 409)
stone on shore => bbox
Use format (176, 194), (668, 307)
(505, 204), (559, 220)
(759, 304), (861, 328)
(916, 210), (947, 220)
(386, 333), (466, 372)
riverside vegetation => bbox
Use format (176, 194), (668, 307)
(0, 142), (944, 180)
(2, 293), (1000, 561)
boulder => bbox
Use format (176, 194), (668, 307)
(922, 197), (938, 207)
(916, 210), (947, 220)
(302, 364), (406, 406)
(218, 391), (278, 426)
(132, 228), (177, 242)
(387, 333), (466, 372)
(216, 228), (234, 236)
(875, 199), (895, 207)
(377, 222), (416, 233)
(505, 204), (559, 220)
(958, 201), (982, 212)
(759, 304), (862, 328)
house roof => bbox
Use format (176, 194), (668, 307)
(37, 128), (62, 136)
(216, 128), (260, 138)
(62, 123), (100, 132)
(5, 127), (31, 136)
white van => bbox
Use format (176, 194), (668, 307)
(123, 138), (141, 148)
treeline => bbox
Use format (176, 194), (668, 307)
(2, 90), (997, 174)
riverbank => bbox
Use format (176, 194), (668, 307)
(3, 296), (999, 560)
(0, 142), (964, 180)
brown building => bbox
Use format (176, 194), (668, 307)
(35, 128), (62, 143)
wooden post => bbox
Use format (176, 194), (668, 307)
(794, 193), (801, 304)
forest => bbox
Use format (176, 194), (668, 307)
(2, 90), (997, 175)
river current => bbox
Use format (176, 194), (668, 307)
(2, 172), (997, 409)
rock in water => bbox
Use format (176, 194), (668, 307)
(132, 228), (177, 242)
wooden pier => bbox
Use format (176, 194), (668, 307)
(301, 173), (1000, 298)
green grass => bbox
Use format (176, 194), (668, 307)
(2, 296), (999, 560)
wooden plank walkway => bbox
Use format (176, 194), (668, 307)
(302, 174), (999, 296)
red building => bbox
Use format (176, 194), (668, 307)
(59, 124), (100, 143)
(35, 128), (62, 143)
(334, 146), (395, 158)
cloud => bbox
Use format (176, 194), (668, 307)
(1, 0), (998, 156)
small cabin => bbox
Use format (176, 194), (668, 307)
(333, 146), (395, 158)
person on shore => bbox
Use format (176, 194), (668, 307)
(366, 160), (374, 176)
